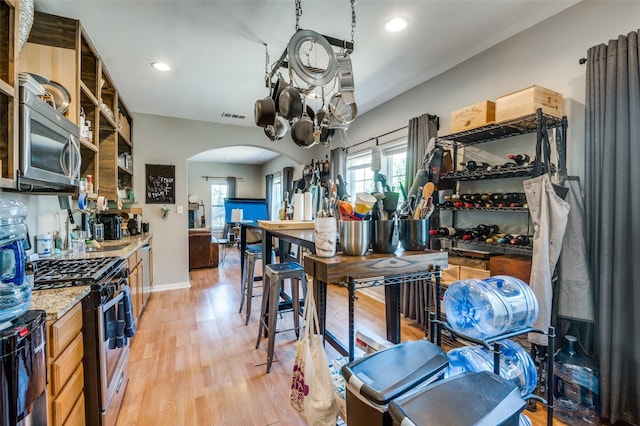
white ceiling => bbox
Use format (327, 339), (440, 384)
(189, 145), (279, 163)
(33, 0), (579, 163)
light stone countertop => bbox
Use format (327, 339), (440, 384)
(30, 234), (152, 321)
(30, 286), (90, 322)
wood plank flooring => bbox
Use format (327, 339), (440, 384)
(116, 249), (561, 425)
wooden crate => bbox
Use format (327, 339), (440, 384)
(450, 100), (496, 134)
(441, 265), (460, 284)
(495, 85), (563, 122)
(490, 254), (532, 284)
(459, 266), (491, 280)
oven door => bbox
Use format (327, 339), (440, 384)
(96, 282), (131, 410)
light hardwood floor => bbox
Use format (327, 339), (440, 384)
(116, 248), (560, 425)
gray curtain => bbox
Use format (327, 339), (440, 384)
(226, 176), (237, 198)
(330, 147), (347, 185)
(405, 114), (438, 192)
(282, 166), (294, 202)
(585, 29), (640, 425)
(401, 113), (438, 325)
(265, 174), (274, 219)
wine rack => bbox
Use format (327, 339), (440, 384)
(437, 108), (568, 257)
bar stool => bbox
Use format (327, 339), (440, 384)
(255, 262), (307, 373)
(239, 245), (263, 324)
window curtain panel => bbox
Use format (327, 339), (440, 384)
(282, 166), (294, 202)
(585, 29), (640, 425)
(401, 113), (438, 325)
(330, 148), (347, 186)
(226, 176), (237, 198)
(265, 173), (274, 219)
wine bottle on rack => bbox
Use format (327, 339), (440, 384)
(429, 226), (459, 237)
(461, 161), (490, 171)
(507, 154), (531, 166)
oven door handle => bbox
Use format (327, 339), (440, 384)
(101, 285), (126, 313)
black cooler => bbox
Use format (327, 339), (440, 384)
(341, 340), (448, 426)
(389, 371), (526, 426)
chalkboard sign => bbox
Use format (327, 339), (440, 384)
(146, 164), (175, 204)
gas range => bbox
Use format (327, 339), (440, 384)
(33, 257), (126, 290)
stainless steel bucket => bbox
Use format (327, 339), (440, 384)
(371, 219), (399, 253)
(339, 220), (371, 256)
(399, 219), (429, 251)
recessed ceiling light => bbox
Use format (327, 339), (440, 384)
(151, 61), (171, 72)
(385, 17), (408, 33)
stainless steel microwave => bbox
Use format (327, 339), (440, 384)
(18, 87), (80, 192)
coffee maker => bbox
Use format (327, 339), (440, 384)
(127, 215), (139, 235)
(97, 214), (122, 240)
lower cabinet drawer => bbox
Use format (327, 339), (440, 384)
(50, 333), (83, 395)
(63, 393), (85, 426)
(51, 365), (84, 426)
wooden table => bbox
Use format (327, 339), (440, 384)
(250, 226), (449, 361)
(304, 250), (448, 360)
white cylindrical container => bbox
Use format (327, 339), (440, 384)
(36, 234), (53, 256)
(314, 217), (337, 257)
(304, 191), (313, 221)
(231, 208), (243, 223)
(293, 193), (304, 221)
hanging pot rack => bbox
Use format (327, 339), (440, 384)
(266, 34), (354, 88)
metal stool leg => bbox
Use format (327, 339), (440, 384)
(255, 274), (270, 349)
(239, 251), (248, 314)
(244, 255), (257, 325)
(266, 273), (280, 373)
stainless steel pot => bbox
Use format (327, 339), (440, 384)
(278, 86), (302, 120)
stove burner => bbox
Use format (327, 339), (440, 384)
(33, 257), (124, 289)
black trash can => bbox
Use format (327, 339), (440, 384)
(341, 340), (448, 426)
(389, 371), (526, 426)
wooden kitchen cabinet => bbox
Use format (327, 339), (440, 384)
(47, 302), (86, 426)
(0, 0), (18, 189)
(18, 11), (134, 200)
(128, 247), (144, 323)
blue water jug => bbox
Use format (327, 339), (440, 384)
(0, 200), (31, 323)
(446, 339), (538, 397)
(443, 275), (539, 339)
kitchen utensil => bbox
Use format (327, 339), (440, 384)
(328, 92), (358, 128)
(288, 29), (337, 87)
(336, 52), (355, 105)
(254, 72), (276, 128)
(271, 72), (289, 104)
(339, 220), (371, 256)
(278, 85), (303, 120)
(413, 182), (436, 219)
(291, 98), (316, 148)
(399, 219), (429, 251)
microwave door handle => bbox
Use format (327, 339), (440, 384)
(69, 135), (82, 181)
(60, 139), (71, 177)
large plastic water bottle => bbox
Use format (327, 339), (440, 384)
(443, 275), (539, 339)
(0, 200), (31, 324)
(446, 339), (538, 397)
(553, 335), (601, 425)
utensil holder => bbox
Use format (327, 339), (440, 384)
(339, 220), (371, 256)
(371, 219), (399, 254)
(314, 217), (337, 257)
(399, 219), (429, 251)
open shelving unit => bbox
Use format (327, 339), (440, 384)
(436, 109), (567, 257)
(18, 11), (134, 200)
(0, 0), (18, 189)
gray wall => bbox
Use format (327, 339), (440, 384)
(4, 0), (639, 291)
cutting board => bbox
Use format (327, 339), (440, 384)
(258, 220), (315, 230)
